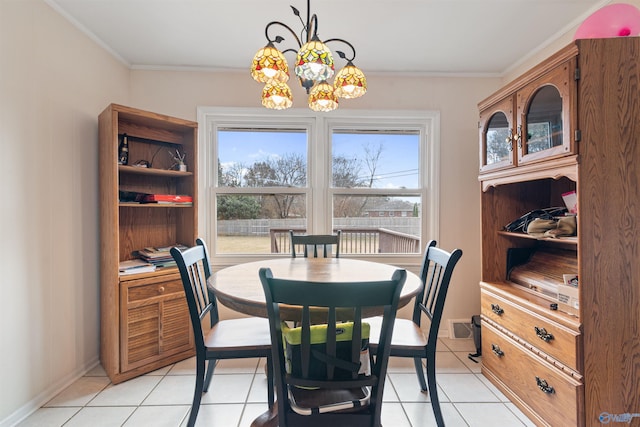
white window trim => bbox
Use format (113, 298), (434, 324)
(197, 107), (440, 267)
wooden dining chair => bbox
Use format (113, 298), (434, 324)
(289, 230), (341, 258)
(367, 240), (463, 427)
(259, 267), (406, 427)
(171, 238), (274, 427)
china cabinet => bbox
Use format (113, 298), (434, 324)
(478, 38), (640, 426)
(99, 104), (198, 384)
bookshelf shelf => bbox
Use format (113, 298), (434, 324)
(119, 202), (194, 208)
(496, 230), (577, 247)
(118, 164), (193, 177)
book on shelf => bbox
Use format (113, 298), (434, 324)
(119, 190), (148, 203)
(135, 244), (188, 267)
(119, 259), (156, 275)
(151, 201), (193, 206)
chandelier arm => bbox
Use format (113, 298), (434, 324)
(290, 0), (317, 42)
(322, 38), (357, 62)
(265, 21), (303, 47)
(308, 14), (319, 41)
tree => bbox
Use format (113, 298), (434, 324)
(220, 161), (247, 187)
(244, 161), (277, 187)
(332, 142), (385, 218)
(363, 143), (383, 188)
(217, 195), (261, 220)
(245, 153), (306, 218)
(332, 155), (363, 188)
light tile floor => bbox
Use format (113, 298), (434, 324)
(18, 338), (535, 427)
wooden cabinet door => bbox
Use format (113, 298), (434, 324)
(479, 95), (517, 173)
(120, 272), (193, 372)
(516, 59), (577, 166)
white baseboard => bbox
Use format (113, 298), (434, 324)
(1, 356), (100, 427)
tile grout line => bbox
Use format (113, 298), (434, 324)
(237, 358), (262, 427)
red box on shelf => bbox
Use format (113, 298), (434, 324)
(142, 194), (192, 203)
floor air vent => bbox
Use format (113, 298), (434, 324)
(448, 319), (473, 339)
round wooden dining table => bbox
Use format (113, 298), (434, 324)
(210, 257), (423, 319)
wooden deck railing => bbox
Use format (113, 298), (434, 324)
(269, 228), (420, 254)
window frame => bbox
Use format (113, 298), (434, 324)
(197, 107), (440, 266)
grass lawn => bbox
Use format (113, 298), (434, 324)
(216, 235), (273, 253)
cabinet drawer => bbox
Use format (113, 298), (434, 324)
(124, 274), (184, 304)
(482, 321), (582, 427)
(481, 290), (581, 371)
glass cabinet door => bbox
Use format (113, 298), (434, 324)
(479, 95), (516, 173)
(516, 60), (576, 165)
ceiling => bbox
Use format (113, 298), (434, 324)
(46, 0), (606, 76)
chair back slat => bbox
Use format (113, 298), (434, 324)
(290, 230), (341, 258)
(301, 306), (311, 378)
(350, 307), (362, 380)
(421, 262), (444, 320)
(194, 262), (211, 320)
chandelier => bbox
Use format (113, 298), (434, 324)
(250, 0), (367, 112)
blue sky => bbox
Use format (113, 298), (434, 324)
(218, 130), (419, 189)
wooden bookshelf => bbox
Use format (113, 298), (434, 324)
(99, 104), (197, 384)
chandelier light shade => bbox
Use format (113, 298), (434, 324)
(250, 0), (366, 111)
(333, 62), (367, 99)
(295, 39), (335, 82)
(250, 43), (290, 83)
(261, 81), (293, 110)
(308, 81), (339, 112)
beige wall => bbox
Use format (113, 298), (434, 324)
(0, 0), (129, 424)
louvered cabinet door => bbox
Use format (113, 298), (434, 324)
(120, 272), (194, 373)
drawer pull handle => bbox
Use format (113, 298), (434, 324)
(534, 326), (554, 342)
(491, 304), (504, 315)
(159, 286), (165, 293)
(491, 344), (504, 357)
(535, 376), (555, 394)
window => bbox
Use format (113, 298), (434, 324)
(215, 127), (309, 254)
(198, 108), (439, 261)
(331, 125), (423, 255)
